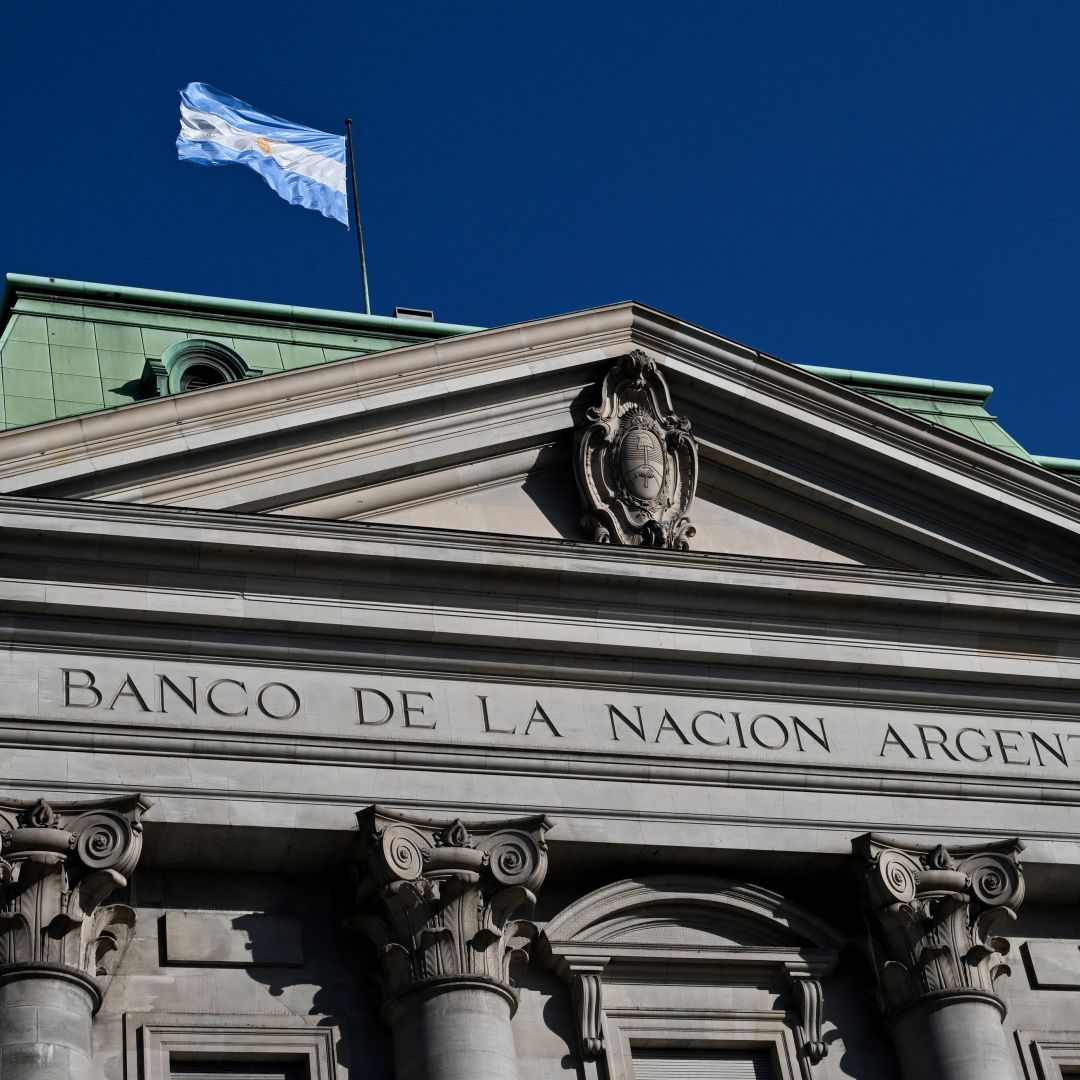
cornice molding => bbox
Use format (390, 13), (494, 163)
(0, 303), (1078, 573)
(2, 495), (1080, 617)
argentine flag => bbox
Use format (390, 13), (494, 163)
(177, 83), (348, 226)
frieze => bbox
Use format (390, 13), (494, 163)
(7, 655), (1080, 780)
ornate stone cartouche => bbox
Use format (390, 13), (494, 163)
(350, 806), (551, 1013)
(854, 834), (1025, 1018)
(0, 794), (152, 1005)
(575, 350), (698, 549)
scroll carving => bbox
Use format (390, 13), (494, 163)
(791, 976), (826, 1080)
(854, 834), (1025, 1017)
(351, 806), (551, 1012)
(0, 794), (151, 1006)
(575, 350), (698, 549)
(571, 971), (605, 1059)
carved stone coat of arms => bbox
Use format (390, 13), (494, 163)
(574, 351), (698, 549)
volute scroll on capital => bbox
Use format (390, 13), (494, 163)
(854, 833), (1025, 1017)
(0, 794), (152, 1002)
(350, 806), (552, 1011)
(574, 349), (698, 550)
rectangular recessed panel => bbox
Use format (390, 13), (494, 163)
(1024, 941), (1080, 988)
(163, 911), (303, 967)
(632, 1049), (775, 1080)
(170, 1063), (307, 1080)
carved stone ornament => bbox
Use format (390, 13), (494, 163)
(350, 806), (551, 1014)
(571, 969), (606, 1060)
(791, 976), (827, 1080)
(0, 794), (152, 1008)
(575, 350), (698, 549)
(854, 833), (1025, 1018)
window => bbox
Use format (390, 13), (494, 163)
(123, 1015), (339, 1080)
(178, 363), (230, 392)
(171, 1064), (307, 1080)
(633, 1049), (775, 1080)
(1015, 1030), (1080, 1079)
(142, 340), (262, 398)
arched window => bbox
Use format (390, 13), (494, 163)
(143, 340), (262, 397)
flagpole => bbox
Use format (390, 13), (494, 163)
(344, 118), (372, 315)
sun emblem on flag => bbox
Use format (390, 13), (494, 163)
(256, 136), (272, 155)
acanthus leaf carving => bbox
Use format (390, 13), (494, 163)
(351, 806), (551, 1013)
(575, 350), (698, 549)
(854, 833), (1024, 1017)
(0, 794), (151, 1005)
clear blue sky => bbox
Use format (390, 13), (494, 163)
(3, 3), (1079, 454)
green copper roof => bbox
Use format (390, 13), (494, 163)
(0, 274), (481, 431)
(795, 362), (1034, 463)
(0, 275), (1062, 472)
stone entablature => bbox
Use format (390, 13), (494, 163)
(855, 833), (1025, 1017)
(350, 806), (551, 1010)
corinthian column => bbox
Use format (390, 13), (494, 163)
(854, 834), (1025, 1080)
(0, 795), (150, 1080)
(352, 806), (551, 1080)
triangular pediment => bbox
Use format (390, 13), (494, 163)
(1, 301), (1079, 582)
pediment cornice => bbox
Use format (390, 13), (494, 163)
(0, 302), (1078, 582)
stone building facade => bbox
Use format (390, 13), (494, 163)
(3, 274), (1080, 1079)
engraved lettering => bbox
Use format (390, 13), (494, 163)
(107, 674), (152, 712)
(478, 695), (516, 734)
(157, 674), (197, 714)
(257, 682), (301, 721)
(995, 729), (1030, 766)
(523, 701), (562, 737)
(654, 710), (691, 744)
(608, 704), (647, 742)
(792, 715), (829, 753)
(1032, 731), (1068, 768)
(879, 724), (916, 758)
(917, 724), (959, 761)
(354, 687), (394, 726)
(400, 690), (436, 729)
(750, 713), (788, 750)
(62, 668), (101, 708)
(955, 727), (992, 763)
(690, 710), (729, 746)
(730, 710), (748, 749)
(207, 678), (248, 718)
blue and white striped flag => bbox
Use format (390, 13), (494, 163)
(177, 83), (348, 225)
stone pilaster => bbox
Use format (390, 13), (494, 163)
(0, 795), (151, 1080)
(351, 806), (551, 1080)
(854, 833), (1025, 1080)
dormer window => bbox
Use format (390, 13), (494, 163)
(143, 339), (262, 397)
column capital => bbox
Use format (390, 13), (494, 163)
(351, 806), (552, 1011)
(0, 794), (152, 1005)
(853, 833), (1025, 1018)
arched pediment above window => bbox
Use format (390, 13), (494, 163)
(539, 874), (846, 968)
(536, 876), (845, 1079)
(143, 339), (263, 397)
